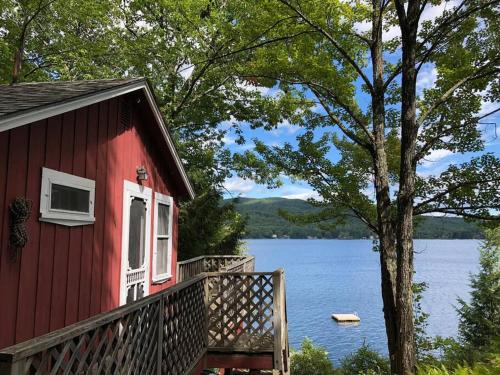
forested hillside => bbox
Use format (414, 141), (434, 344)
(228, 198), (483, 239)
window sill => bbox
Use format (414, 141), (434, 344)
(152, 275), (172, 284)
(39, 216), (95, 227)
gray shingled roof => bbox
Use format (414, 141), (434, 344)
(0, 78), (145, 118)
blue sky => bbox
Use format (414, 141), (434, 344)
(221, 93), (499, 201)
(220, 3), (500, 201)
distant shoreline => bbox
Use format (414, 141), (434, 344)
(243, 237), (483, 240)
(229, 197), (482, 240)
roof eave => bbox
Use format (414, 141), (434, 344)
(0, 79), (195, 200)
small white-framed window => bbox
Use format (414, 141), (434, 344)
(152, 192), (173, 283)
(39, 167), (95, 226)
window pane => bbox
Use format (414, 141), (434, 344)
(136, 283), (144, 300)
(51, 184), (90, 212)
(157, 203), (170, 236)
(156, 238), (169, 275)
(128, 198), (146, 269)
(126, 285), (135, 304)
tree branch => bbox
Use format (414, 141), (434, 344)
(416, 0), (498, 71)
(277, 0), (375, 95)
(417, 60), (500, 126)
(311, 87), (374, 152)
(236, 72), (374, 141)
(414, 178), (500, 213)
(349, 204), (379, 234)
(383, 0), (499, 89)
(478, 107), (500, 121)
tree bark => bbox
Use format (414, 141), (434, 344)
(371, 2), (398, 372)
(394, 1), (421, 373)
(11, 16), (29, 84)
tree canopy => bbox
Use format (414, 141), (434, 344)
(1, 1), (499, 372)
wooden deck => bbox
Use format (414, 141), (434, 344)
(177, 255), (256, 282)
(0, 256), (289, 375)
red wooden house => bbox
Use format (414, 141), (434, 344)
(0, 78), (195, 349)
(0, 78), (288, 375)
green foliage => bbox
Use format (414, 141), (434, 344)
(230, 0), (500, 226)
(179, 192), (246, 260)
(0, 0), (121, 83)
(1, 0), (294, 259)
(456, 227), (500, 360)
(290, 338), (337, 375)
(228, 198), (482, 239)
(416, 348), (500, 375)
(339, 344), (390, 375)
(291, 337), (500, 375)
(413, 281), (436, 364)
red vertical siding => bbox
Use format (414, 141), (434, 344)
(90, 101), (108, 316)
(15, 120), (46, 343)
(0, 132), (9, 289)
(0, 126), (30, 348)
(78, 103), (99, 321)
(50, 111), (75, 332)
(34, 115), (62, 337)
(0, 95), (183, 349)
(65, 107), (88, 326)
(101, 98), (119, 311)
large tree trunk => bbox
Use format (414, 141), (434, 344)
(371, 2), (399, 372)
(394, 1), (421, 373)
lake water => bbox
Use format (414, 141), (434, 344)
(246, 239), (480, 363)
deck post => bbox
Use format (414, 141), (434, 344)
(272, 268), (289, 375)
(0, 358), (25, 375)
(272, 269), (283, 373)
(203, 274), (210, 348)
(157, 295), (164, 375)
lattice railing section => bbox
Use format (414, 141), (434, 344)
(0, 270), (288, 375)
(0, 277), (206, 375)
(160, 279), (206, 374)
(177, 255), (255, 282)
(18, 300), (160, 374)
(206, 273), (275, 352)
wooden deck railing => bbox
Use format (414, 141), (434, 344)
(177, 255), (255, 282)
(0, 270), (288, 375)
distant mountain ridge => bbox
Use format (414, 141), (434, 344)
(225, 197), (483, 239)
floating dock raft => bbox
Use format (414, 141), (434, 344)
(332, 313), (360, 323)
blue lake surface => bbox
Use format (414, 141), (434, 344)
(246, 239), (480, 363)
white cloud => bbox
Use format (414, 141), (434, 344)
(420, 149), (453, 167)
(420, 1), (460, 24)
(281, 186), (321, 200)
(383, 26), (401, 42)
(417, 65), (437, 92)
(223, 176), (256, 195)
(222, 135), (236, 145)
(236, 80), (273, 96)
(353, 2), (461, 44)
(272, 120), (299, 136)
(479, 99), (499, 118)
(353, 20), (400, 42)
(311, 102), (324, 114)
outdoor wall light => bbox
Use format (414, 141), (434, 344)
(136, 166), (148, 181)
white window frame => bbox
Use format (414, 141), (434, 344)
(39, 167), (95, 226)
(152, 192), (174, 283)
(120, 180), (152, 305)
